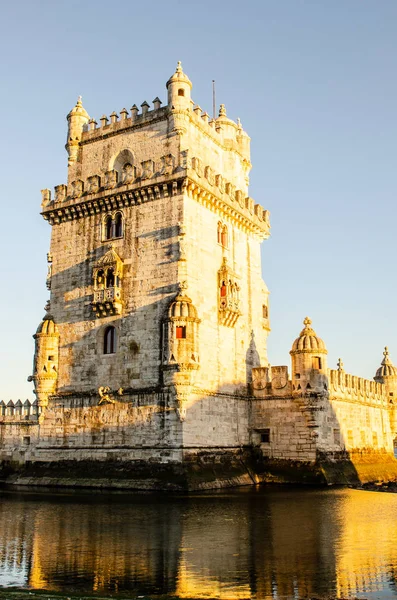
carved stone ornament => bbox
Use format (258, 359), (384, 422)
(98, 386), (123, 405)
(104, 170), (118, 190)
(141, 160), (154, 180)
(122, 163), (135, 185)
(271, 366), (288, 389)
(54, 184), (67, 203)
(252, 367), (269, 390)
(71, 179), (84, 198)
(161, 154), (174, 176)
(215, 174), (225, 193)
(41, 188), (51, 208)
(87, 175), (101, 194)
(204, 165), (215, 186)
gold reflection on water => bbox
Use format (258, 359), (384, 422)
(1, 489), (397, 599)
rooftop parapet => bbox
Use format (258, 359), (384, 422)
(329, 369), (388, 405)
(0, 399), (38, 421)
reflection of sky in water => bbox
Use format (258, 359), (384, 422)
(1, 488), (397, 599)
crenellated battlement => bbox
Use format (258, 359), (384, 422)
(329, 369), (389, 405)
(0, 399), (38, 421)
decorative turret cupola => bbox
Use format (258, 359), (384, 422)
(31, 314), (59, 409)
(92, 245), (123, 317)
(66, 96), (90, 165)
(290, 317), (328, 394)
(374, 347), (397, 402)
(166, 61), (192, 111)
(162, 283), (200, 380)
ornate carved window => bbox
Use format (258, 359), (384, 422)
(102, 212), (124, 241)
(162, 284), (200, 370)
(104, 326), (117, 354)
(92, 246), (123, 317)
(218, 258), (241, 327)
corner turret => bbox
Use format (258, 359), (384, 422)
(66, 96), (90, 166)
(290, 317), (328, 393)
(166, 61), (192, 111)
(30, 313), (59, 409)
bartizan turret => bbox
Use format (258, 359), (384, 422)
(65, 96), (90, 166)
(374, 347), (397, 438)
(290, 317), (328, 394)
(30, 314), (59, 409)
(162, 283), (200, 420)
(166, 61), (192, 111)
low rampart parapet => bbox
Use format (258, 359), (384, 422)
(0, 399), (38, 421)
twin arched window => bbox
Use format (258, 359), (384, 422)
(104, 213), (123, 240)
(104, 326), (117, 354)
(217, 222), (228, 248)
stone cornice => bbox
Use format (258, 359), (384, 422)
(41, 174), (270, 239)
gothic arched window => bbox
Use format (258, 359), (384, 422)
(106, 268), (115, 288)
(104, 326), (117, 354)
(114, 213), (123, 238)
(221, 225), (228, 248)
(105, 215), (113, 240)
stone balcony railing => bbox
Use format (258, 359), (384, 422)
(92, 286), (122, 317)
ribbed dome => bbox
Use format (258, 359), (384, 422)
(36, 316), (58, 335)
(290, 317), (327, 354)
(67, 96), (89, 120)
(375, 347), (397, 380)
(96, 246), (122, 267)
(166, 61), (192, 90)
(168, 293), (198, 319)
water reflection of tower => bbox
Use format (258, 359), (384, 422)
(25, 496), (182, 595)
(249, 488), (341, 599)
(0, 494), (36, 588)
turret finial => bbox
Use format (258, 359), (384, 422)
(219, 104), (227, 117)
(176, 61), (183, 73)
(303, 316), (312, 328)
(337, 358), (344, 371)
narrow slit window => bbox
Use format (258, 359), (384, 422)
(175, 326), (186, 339)
(312, 356), (322, 370)
(104, 326), (117, 354)
(105, 216), (113, 240)
(114, 213), (123, 237)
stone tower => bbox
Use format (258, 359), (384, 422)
(30, 63), (271, 469)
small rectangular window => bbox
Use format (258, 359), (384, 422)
(333, 429), (340, 445)
(262, 305), (268, 319)
(312, 357), (322, 370)
(176, 326), (186, 339)
(48, 355), (54, 361)
(260, 429), (270, 443)
(295, 373), (300, 379)
(23, 436), (30, 446)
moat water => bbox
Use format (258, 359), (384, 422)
(0, 486), (397, 600)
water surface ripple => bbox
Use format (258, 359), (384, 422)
(0, 486), (396, 599)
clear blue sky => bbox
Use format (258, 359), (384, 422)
(1, 0), (396, 399)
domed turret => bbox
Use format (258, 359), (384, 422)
(168, 292), (198, 319)
(162, 285), (200, 384)
(31, 314), (60, 408)
(66, 96), (90, 165)
(291, 317), (327, 354)
(375, 347), (397, 381)
(290, 317), (328, 393)
(166, 61), (192, 111)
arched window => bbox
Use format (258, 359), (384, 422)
(221, 225), (228, 248)
(217, 222), (222, 244)
(105, 216), (113, 240)
(106, 268), (115, 288)
(104, 326), (117, 354)
(114, 213), (123, 237)
(96, 269), (105, 289)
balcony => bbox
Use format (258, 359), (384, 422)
(92, 286), (122, 317)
